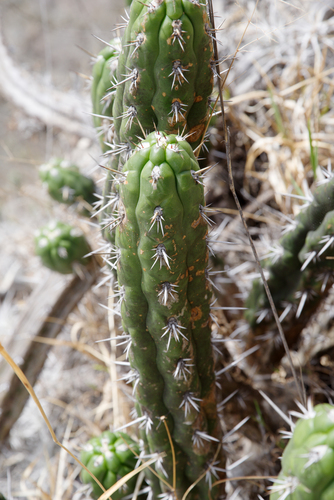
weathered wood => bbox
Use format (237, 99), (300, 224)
(0, 258), (100, 442)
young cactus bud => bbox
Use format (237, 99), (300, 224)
(35, 221), (91, 274)
(80, 431), (140, 500)
(113, 0), (214, 151)
(270, 403), (334, 500)
(39, 158), (96, 212)
(115, 131), (224, 499)
(91, 38), (121, 151)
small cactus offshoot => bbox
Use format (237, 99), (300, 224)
(270, 403), (334, 500)
(39, 158), (96, 211)
(34, 221), (91, 274)
(80, 431), (140, 500)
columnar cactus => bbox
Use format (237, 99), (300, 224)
(90, 0), (225, 498)
(113, 0), (214, 151)
(114, 131), (224, 499)
(80, 431), (140, 499)
(270, 403), (334, 500)
(35, 221), (91, 274)
(39, 158), (96, 211)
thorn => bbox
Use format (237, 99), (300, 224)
(124, 32), (145, 57)
(171, 19), (186, 51)
(158, 282), (179, 306)
(161, 317), (187, 350)
(92, 35), (121, 52)
(179, 392), (202, 417)
(151, 244), (171, 270)
(169, 60), (189, 89)
(173, 358), (194, 381)
(149, 206), (165, 235)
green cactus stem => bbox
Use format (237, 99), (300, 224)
(113, 0), (214, 151)
(80, 431), (140, 499)
(35, 221), (91, 274)
(270, 403), (334, 500)
(91, 38), (121, 151)
(114, 131), (224, 499)
(243, 175), (334, 370)
(246, 175), (334, 328)
(39, 158), (96, 212)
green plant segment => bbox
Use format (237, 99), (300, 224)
(114, 131), (224, 499)
(39, 158), (96, 210)
(91, 39), (120, 152)
(80, 431), (140, 499)
(35, 221), (91, 274)
(245, 175), (334, 328)
(113, 0), (214, 149)
(270, 403), (334, 500)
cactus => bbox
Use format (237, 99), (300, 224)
(35, 221), (91, 274)
(113, 131), (224, 499)
(39, 158), (96, 212)
(270, 403), (334, 500)
(112, 0), (214, 152)
(80, 431), (140, 499)
(243, 175), (334, 370)
(246, 175), (334, 328)
(91, 39), (121, 151)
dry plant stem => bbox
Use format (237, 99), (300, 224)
(0, 258), (100, 442)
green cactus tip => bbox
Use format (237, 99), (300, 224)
(270, 402), (334, 500)
(34, 221), (91, 274)
(80, 431), (141, 500)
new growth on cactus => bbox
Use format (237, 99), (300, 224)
(35, 221), (91, 274)
(39, 158), (97, 213)
(80, 431), (141, 499)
